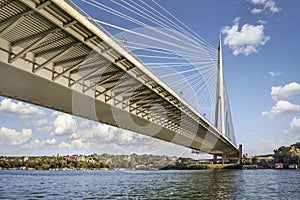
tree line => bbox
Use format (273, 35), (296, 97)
(251, 142), (300, 168)
(0, 153), (177, 170)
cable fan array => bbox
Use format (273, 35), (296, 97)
(73, 0), (221, 126)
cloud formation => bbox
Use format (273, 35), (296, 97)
(73, 124), (150, 148)
(271, 82), (300, 101)
(0, 127), (32, 145)
(251, 8), (263, 15)
(35, 119), (52, 133)
(268, 71), (282, 77)
(263, 82), (300, 136)
(0, 98), (45, 119)
(54, 122), (175, 155)
(52, 112), (77, 136)
(42, 138), (57, 146)
(262, 100), (300, 118)
(222, 17), (270, 56)
(289, 117), (300, 133)
(248, 0), (281, 14)
(284, 117), (300, 135)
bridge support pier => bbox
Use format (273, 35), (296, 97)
(213, 155), (227, 164)
(213, 155), (218, 164)
(222, 155), (227, 165)
(239, 144), (244, 164)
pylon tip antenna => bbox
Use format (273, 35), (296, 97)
(218, 33), (222, 51)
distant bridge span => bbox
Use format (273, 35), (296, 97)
(0, 0), (239, 159)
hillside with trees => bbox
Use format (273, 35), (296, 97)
(251, 142), (300, 168)
(0, 153), (177, 170)
(273, 142), (300, 167)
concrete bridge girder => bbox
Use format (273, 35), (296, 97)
(0, 0), (239, 157)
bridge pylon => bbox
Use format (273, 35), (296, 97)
(215, 34), (226, 136)
(212, 35), (230, 164)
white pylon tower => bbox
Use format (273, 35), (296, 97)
(215, 34), (226, 135)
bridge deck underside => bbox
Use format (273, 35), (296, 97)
(0, 0), (239, 157)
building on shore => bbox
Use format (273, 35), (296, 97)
(275, 163), (283, 169)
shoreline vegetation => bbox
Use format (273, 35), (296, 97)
(0, 153), (216, 171)
(1, 142), (299, 171)
(0, 153), (180, 171)
(0, 153), (241, 171)
(244, 142), (300, 169)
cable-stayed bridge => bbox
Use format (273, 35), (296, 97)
(0, 0), (240, 161)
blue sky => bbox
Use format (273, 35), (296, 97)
(1, 0), (300, 157)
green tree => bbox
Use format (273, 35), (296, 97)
(41, 164), (50, 170)
(77, 161), (88, 169)
(59, 160), (67, 168)
(120, 160), (128, 168)
(129, 158), (137, 168)
(274, 143), (300, 167)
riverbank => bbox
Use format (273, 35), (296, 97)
(160, 163), (242, 170)
(0, 154), (243, 171)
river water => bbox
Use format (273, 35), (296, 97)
(0, 169), (299, 199)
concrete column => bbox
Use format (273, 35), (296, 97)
(213, 155), (218, 164)
(239, 144), (244, 164)
(222, 155), (226, 165)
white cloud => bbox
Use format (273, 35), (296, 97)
(0, 130), (55, 148)
(289, 117), (300, 133)
(35, 119), (49, 127)
(222, 17), (270, 56)
(0, 127), (32, 145)
(268, 71), (282, 77)
(79, 124), (115, 142)
(262, 100), (300, 118)
(0, 98), (45, 119)
(44, 138), (57, 145)
(21, 138), (41, 149)
(69, 133), (80, 140)
(52, 113), (77, 136)
(119, 132), (134, 143)
(248, 0), (281, 14)
(251, 8), (263, 14)
(258, 20), (267, 25)
(20, 138), (58, 150)
(264, 82), (300, 136)
(75, 124), (135, 145)
(79, 120), (90, 129)
(250, 0), (267, 4)
(35, 119), (52, 133)
(271, 82), (300, 101)
(64, 123), (165, 153)
(58, 142), (72, 149)
(70, 139), (86, 150)
(264, 0), (281, 13)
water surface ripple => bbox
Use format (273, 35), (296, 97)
(0, 169), (299, 199)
